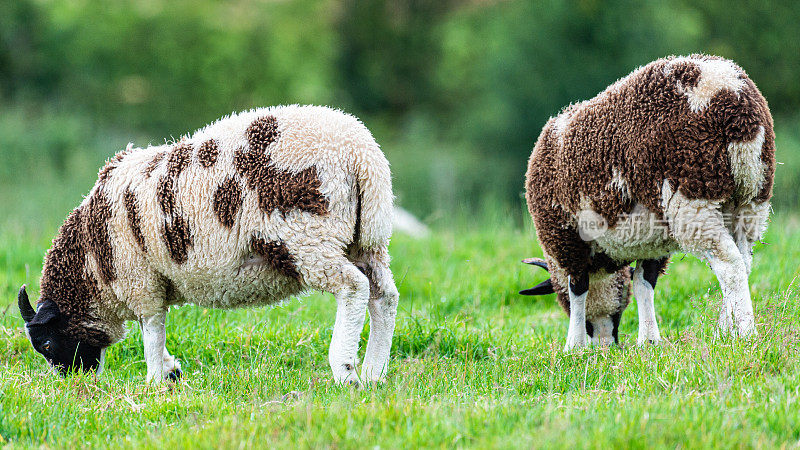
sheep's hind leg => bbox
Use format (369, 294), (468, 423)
(326, 263), (371, 387)
(355, 248), (399, 384)
(664, 191), (754, 338)
(733, 201), (770, 276)
(707, 233), (755, 337)
(564, 272), (589, 351)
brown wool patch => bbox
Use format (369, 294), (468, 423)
(97, 151), (128, 184)
(755, 115), (776, 202)
(156, 176), (176, 216)
(144, 151), (167, 178)
(167, 142), (192, 178)
(213, 177), (243, 228)
(670, 61), (702, 90)
(154, 144), (194, 264)
(246, 116), (280, 154)
(163, 215), (191, 264)
(525, 55), (775, 279)
(234, 116), (329, 216)
(84, 189), (116, 284)
(38, 207), (112, 346)
(197, 139), (219, 168)
(156, 173), (192, 263)
(124, 188), (147, 252)
(251, 236), (301, 280)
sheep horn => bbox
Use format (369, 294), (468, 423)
(18, 285), (35, 323)
(522, 257), (548, 271)
(519, 279), (555, 296)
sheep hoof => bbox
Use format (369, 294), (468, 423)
(636, 337), (661, 346)
(166, 368), (183, 382)
(563, 339), (588, 352)
(335, 365), (362, 389)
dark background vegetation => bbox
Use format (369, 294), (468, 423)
(1, 0), (798, 226)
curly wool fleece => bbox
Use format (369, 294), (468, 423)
(28, 105), (399, 385)
(524, 55), (774, 347)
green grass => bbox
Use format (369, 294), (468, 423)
(1, 209), (799, 448)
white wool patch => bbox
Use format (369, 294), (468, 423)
(733, 200), (771, 275)
(669, 57), (746, 113)
(552, 112), (571, 145)
(592, 203), (679, 262)
(608, 167), (631, 202)
(585, 271), (626, 320)
(734, 200), (770, 244)
(661, 180), (727, 253)
(727, 126), (766, 202)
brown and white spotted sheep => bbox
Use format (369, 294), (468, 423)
(520, 55), (775, 350)
(18, 105), (399, 386)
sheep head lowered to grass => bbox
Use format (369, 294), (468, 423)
(19, 285), (106, 375)
(520, 55), (775, 350)
(19, 105), (400, 386)
(520, 257), (634, 345)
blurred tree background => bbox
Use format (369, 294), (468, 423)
(1, 0), (798, 226)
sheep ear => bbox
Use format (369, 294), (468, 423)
(18, 285), (35, 323)
(522, 257), (548, 271)
(520, 278), (554, 296)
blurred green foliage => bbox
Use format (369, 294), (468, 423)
(1, 0), (798, 218)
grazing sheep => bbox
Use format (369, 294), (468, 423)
(520, 55), (775, 350)
(18, 105), (399, 386)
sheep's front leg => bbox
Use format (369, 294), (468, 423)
(633, 259), (666, 345)
(140, 311), (175, 383)
(564, 272), (589, 351)
(329, 264), (370, 387)
(715, 293), (734, 337)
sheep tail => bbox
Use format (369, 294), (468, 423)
(352, 141), (394, 250)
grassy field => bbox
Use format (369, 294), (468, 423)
(1, 206), (799, 448)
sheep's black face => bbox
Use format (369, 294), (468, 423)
(18, 286), (104, 375)
(26, 321), (103, 375)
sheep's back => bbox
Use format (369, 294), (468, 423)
(91, 105), (378, 309)
(528, 55), (774, 228)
